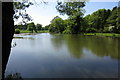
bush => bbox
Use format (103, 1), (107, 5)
(15, 29), (20, 34)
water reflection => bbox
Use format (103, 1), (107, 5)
(13, 34), (119, 59)
(84, 37), (119, 59)
(63, 35), (83, 58)
(51, 35), (64, 50)
(51, 34), (119, 59)
(6, 33), (119, 78)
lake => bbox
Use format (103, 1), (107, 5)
(5, 33), (119, 78)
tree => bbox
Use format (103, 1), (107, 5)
(2, 0), (47, 79)
(107, 6), (119, 33)
(41, 27), (45, 31)
(56, 2), (85, 16)
(2, 1), (35, 79)
(117, 7), (120, 33)
(49, 16), (66, 33)
(91, 9), (110, 32)
(62, 19), (72, 34)
(56, 2), (86, 34)
(84, 9), (111, 33)
(15, 24), (27, 30)
(36, 24), (42, 30)
(2, 2), (14, 79)
(50, 16), (60, 23)
(13, 1), (33, 24)
(44, 25), (50, 30)
(27, 22), (37, 33)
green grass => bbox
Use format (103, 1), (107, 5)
(84, 33), (120, 37)
(20, 30), (31, 33)
(37, 30), (49, 33)
(19, 30), (49, 33)
(16, 30), (120, 37)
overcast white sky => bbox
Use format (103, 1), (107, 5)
(14, 0), (119, 26)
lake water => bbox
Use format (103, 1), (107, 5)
(5, 33), (119, 78)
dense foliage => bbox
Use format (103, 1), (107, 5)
(15, 22), (44, 33)
(14, 2), (120, 34)
(84, 6), (120, 33)
(56, 2), (85, 34)
(48, 5), (120, 34)
(49, 16), (66, 33)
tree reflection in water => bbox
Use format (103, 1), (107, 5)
(51, 34), (119, 59)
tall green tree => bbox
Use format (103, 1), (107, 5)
(49, 16), (65, 33)
(56, 2), (86, 34)
(15, 24), (28, 30)
(107, 6), (119, 33)
(27, 22), (37, 33)
(44, 24), (50, 30)
(117, 7), (120, 33)
(84, 9), (111, 32)
(36, 24), (42, 30)
(91, 9), (111, 32)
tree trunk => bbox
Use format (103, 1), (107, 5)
(2, 2), (14, 79)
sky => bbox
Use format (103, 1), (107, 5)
(15, 0), (119, 27)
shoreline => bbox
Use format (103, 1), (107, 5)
(83, 33), (120, 38)
(14, 33), (120, 38)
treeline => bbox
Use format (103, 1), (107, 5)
(84, 6), (120, 33)
(15, 5), (120, 34)
(48, 6), (120, 34)
(15, 22), (49, 33)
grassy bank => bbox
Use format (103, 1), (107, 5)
(16, 31), (120, 38)
(84, 33), (120, 37)
(20, 30), (49, 33)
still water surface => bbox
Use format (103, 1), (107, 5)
(6, 33), (119, 78)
